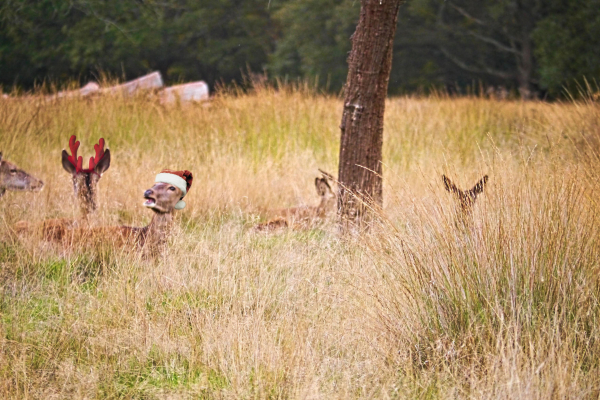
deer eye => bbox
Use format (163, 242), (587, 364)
(9, 169), (17, 174)
(169, 186), (176, 191)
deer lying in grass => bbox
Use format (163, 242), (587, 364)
(255, 170), (337, 231)
(71, 169), (193, 254)
(0, 152), (44, 197)
(14, 135), (110, 238)
(21, 170), (193, 256)
(442, 174), (489, 226)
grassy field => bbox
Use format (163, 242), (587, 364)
(1, 84), (599, 399)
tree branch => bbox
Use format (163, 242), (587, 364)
(448, 2), (521, 43)
(439, 46), (514, 80)
(448, 3), (486, 26)
(465, 30), (519, 54)
(72, 2), (135, 43)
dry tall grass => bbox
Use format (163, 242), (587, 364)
(0, 85), (599, 398)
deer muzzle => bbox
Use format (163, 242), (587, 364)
(143, 189), (156, 208)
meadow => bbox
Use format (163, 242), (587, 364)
(0, 84), (599, 399)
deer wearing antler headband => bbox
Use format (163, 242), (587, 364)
(13, 136), (110, 239)
(61, 135), (111, 217)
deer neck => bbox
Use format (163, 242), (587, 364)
(80, 207), (90, 220)
(77, 192), (96, 218)
(146, 211), (174, 247)
(317, 196), (336, 217)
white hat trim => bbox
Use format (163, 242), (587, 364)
(155, 173), (188, 196)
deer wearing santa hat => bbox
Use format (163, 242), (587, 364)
(117, 169), (193, 252)
(40, 169), (193, 255)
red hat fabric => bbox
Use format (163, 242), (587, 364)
(159, 169), (193, 193)
(154, 169), (194, 210)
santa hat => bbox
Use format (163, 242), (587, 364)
(155, 169), (193, 209)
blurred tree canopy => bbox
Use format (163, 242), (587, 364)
(0, 0), (598, 97)
(533, 0), (600, 95)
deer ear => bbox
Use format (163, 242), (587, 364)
(471, 175), (489, 194)
(318, 169), (335, 181)
(94, 149), (111, 174)
(442, 175), (458, 193)
(62, 150), (77, 174)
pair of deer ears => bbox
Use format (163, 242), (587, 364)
(443, 174), (489, 194)
(61, 149), (111, 174)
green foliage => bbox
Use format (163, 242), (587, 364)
(533, 0), (600, 94)
(268, 0), (359, 92)
(1, 0), (600, 97)
(103, 352), (227, 396)
(0, 0), (276, 89)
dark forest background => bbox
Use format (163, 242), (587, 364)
(1, 0), (599, 97)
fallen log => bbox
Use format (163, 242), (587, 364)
(100, 71), (164, 95)
(160, 81), (209, 104)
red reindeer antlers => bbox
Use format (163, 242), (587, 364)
(65, 135), (106, 173)
(66, 135), (83, 172)
(88, 138), (106, 171)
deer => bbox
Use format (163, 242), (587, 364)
(442, 174), (489, 227)
(114, 169), (193, 253)
(61, 135), (111, 218)
(13, 135), (110, 239)
(255, 170), (337, 231)
(0, 152), (44, 198)
(20, 170), (193, 256)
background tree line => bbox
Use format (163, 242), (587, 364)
(1, 0), (599, 97)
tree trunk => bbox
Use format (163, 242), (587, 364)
(338, 0), (403, 226)
(516, 0), (534, 99)
(517, 39), (533, 99)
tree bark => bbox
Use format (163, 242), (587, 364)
(338, 0), (403, 226)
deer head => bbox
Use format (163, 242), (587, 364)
(142, 182), (185, 214)
(0, 152), (44, 197)
(315, 171), (337, 217)
(143, 169), (193, 214)
(442, 174), (488, 223)
(61, 135), (111, 216)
